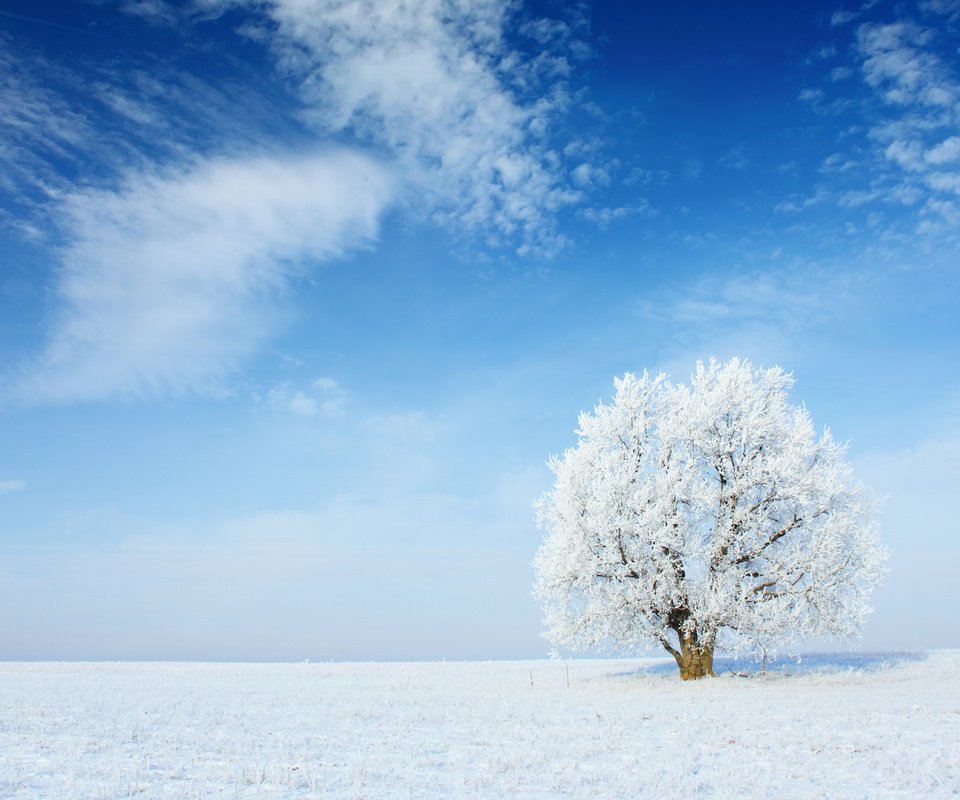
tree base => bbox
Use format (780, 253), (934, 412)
(674, 645), (715, 680)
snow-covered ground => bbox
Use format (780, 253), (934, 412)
(1, 651), (958, 799)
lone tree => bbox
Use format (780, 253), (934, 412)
(534, 358), (885, 680)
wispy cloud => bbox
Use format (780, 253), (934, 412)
(633, 265), (865, 374)
(775, 185), (832, 213)
(119, 0), (179, 24)
(638, 267), (850, 327)
(0, 33), (296, 213)
(268, 377), (347, 417)
(919, 0), (960, 16)
(831, 9), (861, 27)
(796, 4), (960, 247)
(7, 151), (393, 405)
(232, 0), (586, 256)
(0, 37), (94, 211)
(3, 0), (593, 405)
(0, 479), (25, 494)
(575, 202), (654, 228)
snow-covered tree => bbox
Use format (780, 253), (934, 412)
(534, 358), (886, 680)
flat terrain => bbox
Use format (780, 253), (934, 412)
(1, 651), (958, 798)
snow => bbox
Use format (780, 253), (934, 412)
(2, 651), (958, 798)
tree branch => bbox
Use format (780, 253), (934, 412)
(734, 514), (804, 564)
(654, 630), (681, 661)
(745, 488), (777, 516)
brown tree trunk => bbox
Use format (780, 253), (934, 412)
(673, 640), (715, 680)
(661, 612), (716, 680)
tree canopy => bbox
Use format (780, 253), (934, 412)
(534, 358), (886, 679)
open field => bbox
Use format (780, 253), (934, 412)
(1, 651), (958, 799)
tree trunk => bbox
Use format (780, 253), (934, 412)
(661, 613), (716, 680)
(667, 634), (715, 680)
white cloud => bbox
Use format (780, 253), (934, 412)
(7, 151), (392, 405)
(797, 85), (852, 115)
(858, 22), (935, 98)
(846, 183), (926, 209)
(640, 269), (843, 328)
(576, 203), (653, 228)
(268, 377), (347, 417)
(288, 392), (318, 416)
(240, 0), (584, 256)
(120, 0), (178, 24)
(884, 139), (925, 171)
(0, 33), (295, 213)
(775, 185), (831, 213)
(855, 20), (959, 129)
(854, 20), (960, 150)
(918, 197), (960, 234)
(311, 378), (347, 416)
(919, 0), (960, 14)
(793, 10), (960, 246)
(925, 135), (960, 165)
(3, 0), (596, 407)
(0, 479), (25, 494)
(632, 265), (865, 379)
(925, 171), (960, 194)
(820, 153), (858, 172)
(831, 10), (859, 27)
(831, 66), (854, 81)
(570, 162), (611, 187)
(0, 38), (92, 205)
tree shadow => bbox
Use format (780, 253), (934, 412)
(608, 650), (928, 679)
(717, 650), (928, 677)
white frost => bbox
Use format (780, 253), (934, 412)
(534, 358), (886, 665)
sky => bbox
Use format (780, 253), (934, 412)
(0, 0), (958, 661)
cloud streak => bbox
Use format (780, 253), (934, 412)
(0, 31), (298, 223)
(244, 0), (584, 255)
(8, 151), (393, 405)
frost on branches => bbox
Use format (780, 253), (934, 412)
(534, 358), (886, 680)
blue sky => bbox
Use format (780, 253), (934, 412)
(1, 0), (958, 660)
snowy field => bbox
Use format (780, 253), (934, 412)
(1, 651), (958, 799)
